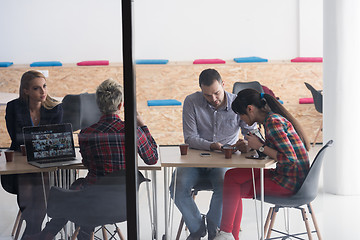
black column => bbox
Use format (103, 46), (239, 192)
(122, 0), (139, 239)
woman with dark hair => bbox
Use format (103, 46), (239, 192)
(1, 70), (62, 238)
(214, 89), (310, 240)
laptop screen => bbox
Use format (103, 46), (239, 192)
(23, 123), (76, 162)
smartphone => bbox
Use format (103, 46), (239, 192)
(200, 152), (211, 157)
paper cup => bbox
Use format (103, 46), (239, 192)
(223, 147), (233, 159)
(5, 150), (15, 162)
(20, 145), (27, 156)
(179, 144), (189, 155)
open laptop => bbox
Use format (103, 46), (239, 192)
(23, 123), (82, 168)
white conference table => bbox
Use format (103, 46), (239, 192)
(160, 146), (276, 240)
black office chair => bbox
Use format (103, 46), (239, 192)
(175, 180), (213, 240)
(260, 140), (333, 240)
(47, 171), (149, 240)
(232, 81), (264, 95)
(62, 93), (102, 132)
(304, 82), (323, 146)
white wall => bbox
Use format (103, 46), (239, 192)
(323, 0), (360, 195)
(299, 0), (323, 57)
(0, 0), (322, 64)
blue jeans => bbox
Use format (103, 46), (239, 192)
(169, 167), (227, 234)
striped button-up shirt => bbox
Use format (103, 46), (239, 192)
(264, 112), (309, 192)
(79, 114), (158, 184)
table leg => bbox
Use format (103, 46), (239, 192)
(151, 170), (158, 240)
(164, 167), (169, 240)
(260, 168), (264, 240)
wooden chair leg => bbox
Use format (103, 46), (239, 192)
(115, 225), (125, 240)
(312, 121), (323, 147)
(266, 207), (278, 239)
(301, 207), (313, 240)
(90, 231), (95, 240)
(102, 226), (109, 240)
(176, 217), (185, 240)
(72, 226), (80, 240)
(264, 207), (274, 237)
(14, 215), (24, 240)
(308, 203), (322, 240)
(12, 209), (22, 237)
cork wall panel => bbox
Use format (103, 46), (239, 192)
(0, 62), (322, 147)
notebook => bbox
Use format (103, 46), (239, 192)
(23, 123), (82, 168)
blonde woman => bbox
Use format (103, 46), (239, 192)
(1, 70), (62, 238)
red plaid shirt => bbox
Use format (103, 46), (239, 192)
(79, 114), (158, 184)
(264, 112), (309, 192)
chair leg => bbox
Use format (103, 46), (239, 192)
(14, 215), (24, 240)
(115, 225), (125, 240)
(176, 217), (185, 240)
(301, 207), (313, 240)
(102, 226), (109, 240)
(308, 203), (322, 240)
(90, 231), (95, 240)
(264, 207), (274, 237)
(312, 121), (323, 147)
(266, 207), (278, 239)
(12, 209), (22, 237)
(72, 226), (80, 240)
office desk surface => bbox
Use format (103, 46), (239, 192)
(61, 158), (162, 171)
(60, 148), (162, 171)
(0, 151), (57, 174)
(0, 148), (161, 174)
(160, 146), (275, 168)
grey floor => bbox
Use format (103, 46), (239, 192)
(1, 146), (359, 239)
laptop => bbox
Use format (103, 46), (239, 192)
(23, 123), (82, 168)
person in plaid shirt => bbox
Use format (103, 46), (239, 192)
(26, 79), (158, 240)
(79, 82), (158, 185)
(214, 89), (310, 240)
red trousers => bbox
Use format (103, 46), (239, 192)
(220, 168), (294, 240)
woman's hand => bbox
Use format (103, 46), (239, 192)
(247, 133), (264, 150)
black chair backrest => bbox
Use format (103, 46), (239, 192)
(304, 82), (323, 113)
(62, 94), (81, 131)
(294, 140), (333, 203)
(232, 81), (264, 95)
(79, 93), (102, 129)
(62, 93), (102, 131)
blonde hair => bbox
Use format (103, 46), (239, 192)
(96, 78), (123, 114)
(19, 70), (60, 109)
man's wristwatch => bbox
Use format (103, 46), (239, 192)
(258, 144), (265, 153)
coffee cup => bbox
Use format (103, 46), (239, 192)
(179, 144), (189, 155)
(5, 150), (15, 162)
(20, 145), (27, 156)
(223, 146), (233, 159)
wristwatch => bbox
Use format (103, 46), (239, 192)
(258, 144), (265, 153)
